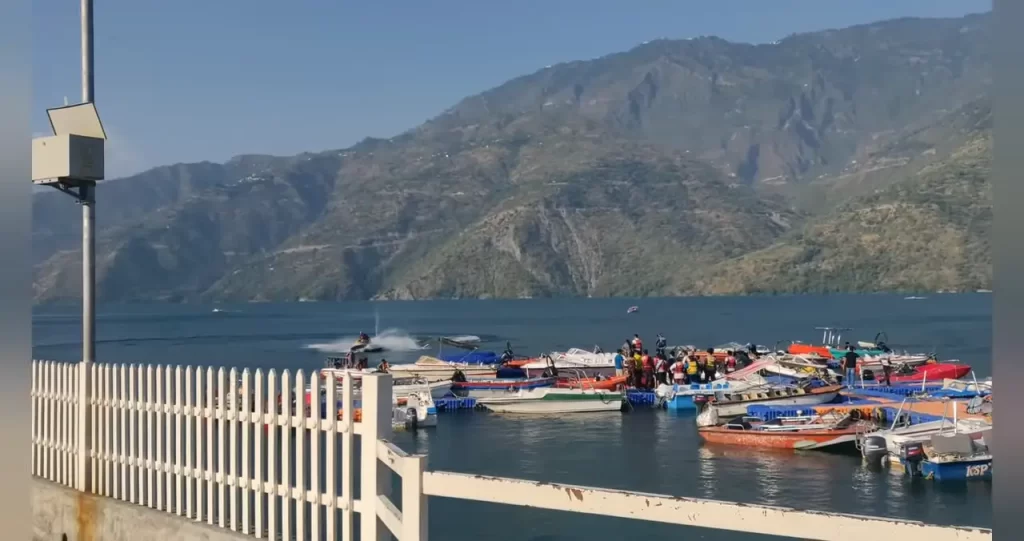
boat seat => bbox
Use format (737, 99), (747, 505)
(965, 396), (985, 414)
(929, 433), (977, 456)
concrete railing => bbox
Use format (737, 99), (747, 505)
(30, 359), (993, 541)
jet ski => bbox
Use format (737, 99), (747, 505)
(351, 333), (383, 353)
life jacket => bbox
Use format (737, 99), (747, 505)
(672, 362), (685, 376)
(633, 355), (643, 369)
(642, 355), (654, 371)
(705, 355), (716, 368)
(633, 338), (643, 350)
(686, 360), (699, 375)
(656, 358), (667, 372)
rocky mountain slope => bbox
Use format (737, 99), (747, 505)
(688, 102), (992, 295)
(32, 13), (992, 303)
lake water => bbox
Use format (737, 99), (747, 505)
(33, 294), (992, 539)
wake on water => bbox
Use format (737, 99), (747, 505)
(303, 330), (482, 353)
(304, 328), (430, 353)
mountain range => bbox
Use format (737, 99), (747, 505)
(33, 12), (992, 303)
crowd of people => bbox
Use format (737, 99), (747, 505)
(613, 334), (760, 390)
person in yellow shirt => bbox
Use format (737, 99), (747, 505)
(704, 348), (717, 382)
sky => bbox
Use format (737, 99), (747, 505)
(32, 0), (990, 179)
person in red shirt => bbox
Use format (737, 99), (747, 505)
(631, 334), (643, 354)
(641, 350), (655, 389)
(724, 350), (737, 374)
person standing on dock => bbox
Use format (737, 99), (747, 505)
(724, 351), (737, 374)
(614, 349), (625, 377)
(685, 352), (699, 384)
(671, 356), (686, 386)
(641, 350), (655, 390)
(655, 333), (667, 357)
(704, 348), (717, 382)
(632, 334), (643, 354)
(880, 355), (892, 386)
(842, 346), (859, 387)
(655, 353), (668, 386)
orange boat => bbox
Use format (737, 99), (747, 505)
(788, 343), (834, 358)
(698, 412), (872, 452)
(556, 374), (628, 391)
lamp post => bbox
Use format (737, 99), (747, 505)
(31, 0), (104, 492)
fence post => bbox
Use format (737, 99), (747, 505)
(402, 453), (428, 541)
(76, 359), (91, 492)
(360, 373), (393, 541)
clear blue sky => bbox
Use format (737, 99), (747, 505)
(33, 0), (990, 179)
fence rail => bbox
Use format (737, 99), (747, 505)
(30, 359), (993, 541)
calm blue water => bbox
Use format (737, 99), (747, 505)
(34, 294), (992, 539)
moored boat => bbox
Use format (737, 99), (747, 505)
(698, 411), (875, 452)
(889, 433), (992, 481)
(476, 387), (624, 414)
(451, 376), (557, 398)
(875, 362), (972, 383)
(555, 374), (628, 391)
(389, 355), (498, 381)
(655, 379), (761, 412)
(519, 349), (616, 378)
(695, 383), (844, 419)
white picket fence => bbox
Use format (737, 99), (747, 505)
(31, 359), (993, 541)
(30, 359), (421, 541)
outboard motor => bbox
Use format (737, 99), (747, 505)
(861, 369), (875, 381)
(862, 435), (889, 468)
(900, 442), (926, 476)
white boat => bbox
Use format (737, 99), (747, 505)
(388, 355), (497, 381)
(519, 349), (616, 378)
(859, 400), (992, 468)
(695, 384), (844, 422)
(655, 379), (763, 411)
(393, 390), (438, 430)
(319, 369), (453, 400)
(476, 387), (624, 414)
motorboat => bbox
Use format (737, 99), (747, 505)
(695, 383), (844, 421)
(698, 410), (876, 452)
(857, 399), (992, 469)
(476, 387), (624, 414)
(451, 376), (558, 398)
(519, 349), (616, 378)
(388, 355), (498, 381)
(655, 379), (763, 412)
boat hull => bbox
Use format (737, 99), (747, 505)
(712, 391), (841, 418)
(881, 363), (972, 383)
(656, 382), (744, 412)
(899, 456), (993, 481)
(698, 427), (860, 451)
(389, 365), (497, 381)
(556, 375), (628, 391)
(521, 365), (616, 379)
(451, 377), (557, 398)
(478, 389), (624, 414)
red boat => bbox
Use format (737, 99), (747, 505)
(877, 362), (972, 383)
(698, 412), (873, 452)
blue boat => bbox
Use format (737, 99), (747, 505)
(898, 432), (993, 481)
(658, 381), (741, 412)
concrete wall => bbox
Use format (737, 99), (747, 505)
(32, 478), (250, 541)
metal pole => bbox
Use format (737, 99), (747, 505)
(81, 0), (95, 364)
(76, 0), (95, 492)
(81, 0), (94, 103)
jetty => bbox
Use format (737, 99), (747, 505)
(30, 359), (992, 540)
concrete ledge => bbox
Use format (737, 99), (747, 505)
(32, 478), (250, 541)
